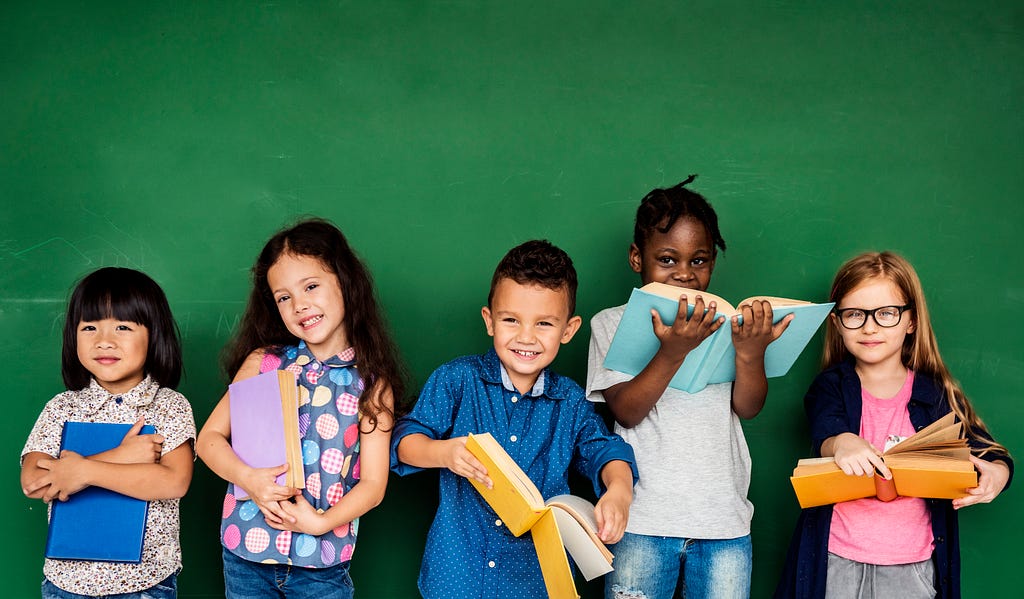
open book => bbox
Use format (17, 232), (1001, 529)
(229, 370), (304, 499)
(465, 432), (614, 599)
(789, 413), (978, 508)
(604, 282), (833, 393)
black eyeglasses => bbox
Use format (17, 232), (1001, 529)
(832, 304), (913, 330)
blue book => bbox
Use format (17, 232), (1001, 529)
(604, 283), (834, 394)
(44, 421), (155, 562)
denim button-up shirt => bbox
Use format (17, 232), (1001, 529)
(391, 349), (637, 599)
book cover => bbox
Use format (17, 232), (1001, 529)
(789, 413), (978, 508)
(229, 370), (304, 499)
(465, 432), (614, 599)
(45, 421), (156, 562)
(604, 283), (833, 393)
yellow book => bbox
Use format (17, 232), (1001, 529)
(465, 433), (614, 599)
(789, 413), (978, 508)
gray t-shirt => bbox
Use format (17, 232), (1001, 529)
(586, 305), (753, 539)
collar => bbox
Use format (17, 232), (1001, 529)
(479, 348), (568, 400)
(80, 375), (160, 415)
(296, 340), (357, 369)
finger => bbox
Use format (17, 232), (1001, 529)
(650, 309), (669, 336)
(673, 295), (691, 324)
(125, 417), (145, 439)
(36, 458), (54, 471)
(772, 313), (795, 339)
(689, 296), (707, 324)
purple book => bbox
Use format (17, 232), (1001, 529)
(228, 370), (303, 499)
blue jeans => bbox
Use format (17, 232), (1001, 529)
(605, 532), (752, 599)
(42, 574), (177, 599)
(222, 547), (354, 599)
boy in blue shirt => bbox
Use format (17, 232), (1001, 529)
(392, 239), (637, 599)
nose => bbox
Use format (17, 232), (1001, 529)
(516, 325), (537, 344)
(672, 265), (695, 284)
(95, 329), (115, 348)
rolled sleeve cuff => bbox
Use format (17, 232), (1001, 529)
(389, 418), (439, 476)
(587, 442), (639, 497)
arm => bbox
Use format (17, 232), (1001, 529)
(820, 433), (892, 480)
(396, 433), (491, 488)
(31, 442), (193, 501)
(593, 460), (633, 543)
(604, 295), (724, 428)
(271, 384), (398, 535)
(195, 350), (299, 524)
(730, 300), (793, 419)
(21, 452), (55, 500)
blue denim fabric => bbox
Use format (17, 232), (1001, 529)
(42, 574), (177, 599)
(222, 547), (354, 599)
(605, 532), (751, 599)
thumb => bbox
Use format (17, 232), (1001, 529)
(772, 313), (795, 339)
(125, 416), (145, 439)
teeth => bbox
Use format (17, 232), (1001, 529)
(301, 315), (323, 327)
(514, 350), (539, 357)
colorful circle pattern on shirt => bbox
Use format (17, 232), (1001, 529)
(220, 342), (363, 568)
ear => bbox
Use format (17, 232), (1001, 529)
(481, 306), (495, 337)
(560, 315), (583, 344)
(628, 243), (643, 274)
(906, 315), (915, 335)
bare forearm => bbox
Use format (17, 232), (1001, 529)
(310, 477), (388, 535)
(77, 456), (191, 500)
(605, 350), (686, 428)
(396, 433), (452, 469)
(599, 460), (635, 496)
(21, 453), (52, 499)
(731, 354), (768, 419)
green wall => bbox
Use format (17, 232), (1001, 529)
(3, 1), (1021, 597)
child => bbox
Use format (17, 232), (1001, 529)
(20, 267), (196, 598)
(196, 218), (404, 598)
(392, 239), (637, 598)
(586, 176), (791, 599)
(776, 251), (1013, 599)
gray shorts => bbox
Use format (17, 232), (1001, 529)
(825, 552), (936, 599)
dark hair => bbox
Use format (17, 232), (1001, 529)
(633, 175), (727, 255)
(62, 267), (182, 390)
(222, 217), (407, 428)
(487, 240), (578, 315)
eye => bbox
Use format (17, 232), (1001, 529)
(116, 324), (133, 331)
(657, 255), (677, 266)
(276, 294), (290, 304)
(537, 321), (554, 327)
(501, 317), (518, 324)
(691, 258), (708, 267)
(305, 283), (319, 292)
(79, 324), (96, 332)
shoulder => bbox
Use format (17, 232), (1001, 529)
(154, 387), (192, 411)
(590, 304), (626, 329)
(546, 368), (586, 400)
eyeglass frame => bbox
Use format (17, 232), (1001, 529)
(832, 303), (914, 330)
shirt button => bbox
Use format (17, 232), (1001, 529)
(114, 396), (123, 404)
(488, 560), (496, 568)
(495, 519), (502, 527)
(511, 396), (518, 403)
(510, 435), (518, 442)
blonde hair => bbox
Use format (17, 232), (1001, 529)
(824, 251), (1009, 459)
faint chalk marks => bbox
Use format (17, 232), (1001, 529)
(11, 237), (93, 263)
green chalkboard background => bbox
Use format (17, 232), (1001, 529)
(3, 1), (1021, 597)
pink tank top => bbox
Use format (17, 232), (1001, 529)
(828, 369), (934, 565)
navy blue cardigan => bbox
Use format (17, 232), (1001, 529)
(775, 360), (1013, 599)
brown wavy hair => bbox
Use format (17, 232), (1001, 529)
(222, 218), (407, 430)
(823, 251), (1008, 458)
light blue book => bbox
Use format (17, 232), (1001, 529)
(45, 422), (155, 562)
(603, 283), (834, 394)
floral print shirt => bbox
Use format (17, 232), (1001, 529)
(21, 376), (196, 595)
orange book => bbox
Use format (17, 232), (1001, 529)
(789, 413), (978, 509)
(465, 433), (614, 599)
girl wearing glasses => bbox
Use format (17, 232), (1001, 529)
(776, 251), (1012, 599)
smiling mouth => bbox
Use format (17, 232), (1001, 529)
(95, 357), (120, 365)
(511, 349), (540, 358)
(301, 315), (324, 328)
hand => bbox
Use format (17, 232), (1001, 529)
(442, 437), (492, 488)
(652, 295), (725, 360)
(105, 417), (165, 464)
(593, 485), (632, 544)
(267, 495), (329, 536)
(831, 433), (891, 479)
(34, 451), (91, 502)
(731, 300), (794, 361)
(237, 463), (300, 525)
(953, 456), (1010, 510)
